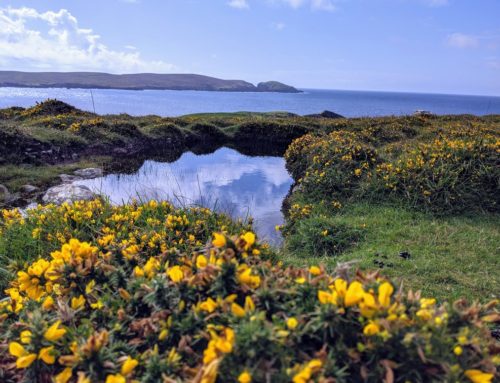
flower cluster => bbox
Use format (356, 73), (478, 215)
(0, 200), (498, 382)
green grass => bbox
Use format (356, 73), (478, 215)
(0, 157), (112, 197)
(282, 202), (500, 302)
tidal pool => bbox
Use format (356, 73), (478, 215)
(75, 147), (293, 245)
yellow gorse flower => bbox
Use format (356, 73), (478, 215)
(121, 356), (139, 375)
(44, 320), (67, 342)
(212, 232), (226, 248)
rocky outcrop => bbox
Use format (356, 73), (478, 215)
(42, 184), (95, 205)
(257, 81), (301, 93)
(74, 168), (103, 179)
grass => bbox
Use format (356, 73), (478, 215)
(0, 157), (112, 199)
(282, 202), (500, 302)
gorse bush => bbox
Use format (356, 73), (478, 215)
(0, 200), (498, 382)
(284, 124), (499, 214)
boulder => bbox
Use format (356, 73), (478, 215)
(21, 184), (39, 194)
(74, 168), (103, 179)
(0, 184), (9, 201)
(42, 184), (95, 205)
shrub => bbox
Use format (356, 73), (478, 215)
(0, 200), (498, 383)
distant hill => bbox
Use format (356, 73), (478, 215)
(0, 71), (301, 93)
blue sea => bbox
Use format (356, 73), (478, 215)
(0, 87), (499, 117)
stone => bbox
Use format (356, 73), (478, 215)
(0, 184), (9, 201)
(21, 184), (39, 193)
(59, 174), (83, 184)
(42, 184), (95, 205)
(74, 168), (103, 179)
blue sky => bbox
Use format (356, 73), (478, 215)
(0, 0), (499, 95)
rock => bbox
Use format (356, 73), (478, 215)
(74, 168), (103, 179)
(21, 184), (39, 193)
(413, 110), (433, 117)
(59, 174), (83, 184)
(42, 184), (95, 205)
(0, 184), (9, 201)
(19, 202), (39, 218)
(113, 147), (128, 155)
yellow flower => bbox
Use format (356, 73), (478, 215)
(212, 232), (226, 247)
(286, 317), (298, 330)
(344, 281), (364, 307)
(199, 297), (218, 313)
(71, 295), (86, 310)
(9, 342), (26, 358)
(16, 353), (37, 369)
(377, 282), (393, 308)
(238, 370), (252, 383)
(42, 296), (54, 310)
(44, 320), (67, 342)
(244, 296), (255, 312)
(20, 330), (32, 344)
(454, 346), (463, 356)
(464, 369), (494, 383)
(333, 278), (347, 297)
(309, 266), (321, 275)
(167, 266), (184, 283)
(241, 232), (256, 250)
(295, 277), (306, 284)
(318, 290), (333, 305)
(121, 356), (139, 375)
(363, 322), (380, 336)
(196, 255), (208, 268)
(106, 374), (126, 383)
(231, 302), (246, 317)
(55, 367), (72, 383)
(39, 346), (56, 364)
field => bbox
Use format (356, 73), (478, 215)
(0, 100), (499, 382)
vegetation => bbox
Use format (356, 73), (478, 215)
(0, 200), (498, 382)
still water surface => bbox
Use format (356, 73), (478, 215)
(75, 147), (293, 245)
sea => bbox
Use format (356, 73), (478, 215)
(0, 87), (499, 117)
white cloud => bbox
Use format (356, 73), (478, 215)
(276, 0), (336, 11)
(0, 6), (175, 73)
(228, 0), (249, 9)
(446, 33), (479, 49)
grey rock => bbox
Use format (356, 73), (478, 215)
(21, 184), (39, 193)
(42, 184), (95, 205)
(59, 174), (83, 184)
(74, 168), (103, 179)
(113, 147), (128, 155)
(0, 184), (9, 200)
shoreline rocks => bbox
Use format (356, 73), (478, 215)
(42, 184), (95, 205)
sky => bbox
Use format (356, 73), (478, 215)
(0, 0), (499, 96)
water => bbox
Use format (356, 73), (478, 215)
(1, 87), (499, 117)
(75, 147), (293, 245)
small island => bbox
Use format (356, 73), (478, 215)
(0, 71), (302, 93)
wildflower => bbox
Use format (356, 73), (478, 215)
(106, 374), (126, 383)
(309, 265), (321, 275)
(333, 278), (347, 297)
(231, 303), (246, 317)
(196, 255), (208, 268)
(71, 295), (86, 310)
(42, 296), (54, 310)
(212, 232), (226, 247)
(55, 367), (72, 383)
(199, 298), (218, 313)
(238, 370), (252, 383)
(287, 317), (298, 330)
(121, 356), (139, 375)
(44, 320), (66, 342)
(454, 346), (463, 356)
(238, 267), (261, 289)
(241, 232), (256, 249)
(464, 370), (494, 383)
(20, 330), (32, 344)
(363, 322), (380, 336)
(167, 266), (184, 283)
(344, 281), (365, 307)
(378, 282), (394, 307)
(245, 296), (255, 312)
(9, 342), (37, 368)
(38, 346), (56, 364)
